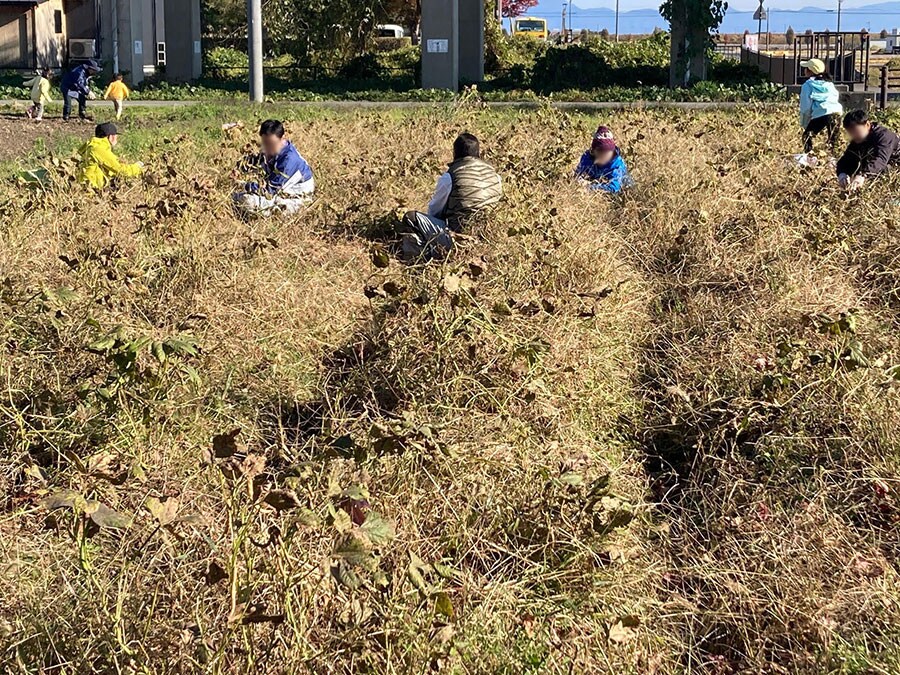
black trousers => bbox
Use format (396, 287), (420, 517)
(803, 113), (841, 154)
(62, 92), (87, 120)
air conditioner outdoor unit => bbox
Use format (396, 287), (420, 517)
(69, 39), (97, 59)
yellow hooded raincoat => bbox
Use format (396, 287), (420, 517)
(78, 137), (143, 189)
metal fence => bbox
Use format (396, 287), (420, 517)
(878, 65), (900, 108)
(740, 48), (797, 85)
(741, 31), (871, 89)
(794, 31), (870, 88)
(713, 44), (741, 61)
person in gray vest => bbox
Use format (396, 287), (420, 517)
(399, 133), (503, 261)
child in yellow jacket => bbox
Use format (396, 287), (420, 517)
(24, 68), (52, 121)
(78, 123), (144, 189)
(104, 73), (130, 120)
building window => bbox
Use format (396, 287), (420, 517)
(54, 10), (63, 34)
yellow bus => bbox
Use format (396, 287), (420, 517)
(512, 17), (549, 40)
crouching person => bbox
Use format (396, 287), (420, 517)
(836, 110), (900, 192)
(234, 119), (315, 216)
(78, 123), (143, 189)
(399, 133), (502, 261)
(574, 125), (633, 193)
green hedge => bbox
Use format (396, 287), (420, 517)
(373, 37), (412, 52)
(204, 47), (247, 70)
(529, 33), (671, 91)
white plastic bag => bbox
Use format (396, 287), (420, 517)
(788, 152), (819, 168)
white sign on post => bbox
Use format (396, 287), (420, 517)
(426, 39), (449, 54)
(134, 40), (143, 54)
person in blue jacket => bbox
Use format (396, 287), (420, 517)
(799, 58), (843, 154)
(60, 59), (100, 121)
(574, 125), (633, 193)
(234, 119), (315, 216)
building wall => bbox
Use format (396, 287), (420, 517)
(0, 7), (31, 68)
(64, 0), (95, 40)
(25, 0), (200, 81)
(139, 0), (152, 71)
(163, 0), (200, 81)
(35, 0), (66, 67)
(114, 0), (144, 83)
(458, 0), (484, 83)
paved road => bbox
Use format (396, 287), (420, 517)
(0, 98), (795, 111)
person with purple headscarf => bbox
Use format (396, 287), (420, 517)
(574, 125), (633, 194)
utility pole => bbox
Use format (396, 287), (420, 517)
(615, 0), (619, 41)
(561, 2), (567, 42)
(836, 0), (843, 33)
(568, 1), (573, 38)
(248, 0), (263, 102)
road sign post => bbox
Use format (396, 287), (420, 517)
(753, 0), (768, 49)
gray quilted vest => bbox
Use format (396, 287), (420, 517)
(443, 156), (503, 227)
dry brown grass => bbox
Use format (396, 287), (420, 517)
(1, 103), (900, 674)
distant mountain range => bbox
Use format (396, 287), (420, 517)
(525, 1), (900, 35)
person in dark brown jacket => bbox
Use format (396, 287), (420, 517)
(836, 110), (900, 192)
(399, 133), (502, 261)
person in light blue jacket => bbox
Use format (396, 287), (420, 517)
(574, 125), (633, 194)
(799, 58), (843, 154)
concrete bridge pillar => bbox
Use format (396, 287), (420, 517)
(421, 0), (484, 91)
(458, 0), (484, 84)
(112, 0), (145, 84)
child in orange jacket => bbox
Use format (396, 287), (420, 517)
(104, 73), (130, 120)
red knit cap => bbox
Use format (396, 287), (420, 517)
(591, 125), (616, 153)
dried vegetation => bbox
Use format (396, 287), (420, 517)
(2, 104), (900, 673)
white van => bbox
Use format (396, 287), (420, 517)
(376, 24), (405, 39)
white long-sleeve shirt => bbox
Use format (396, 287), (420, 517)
(426, 172), (452, 218)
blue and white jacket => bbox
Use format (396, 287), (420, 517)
(60, 64), (94, 97)
(574, 150), (633, 193)
(245, 141), (315, 197)
(799, 77), (843, 128)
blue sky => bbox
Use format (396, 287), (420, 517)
(578, 0), (878, 9)
(528, 0), (900, 33)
